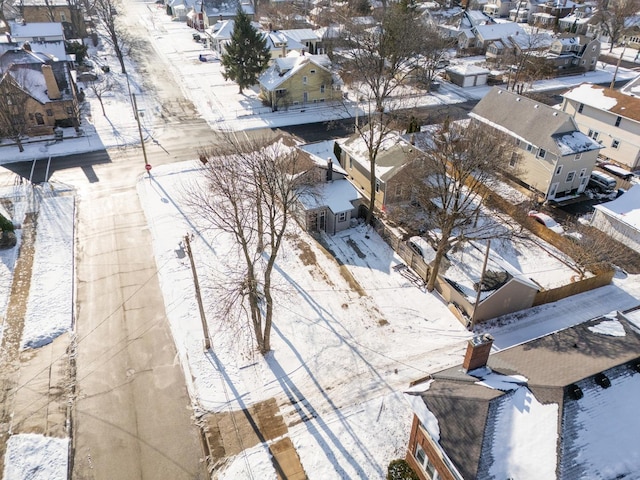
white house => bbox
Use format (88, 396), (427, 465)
(7, 21), (68, 61)
(561, 83), (640, 171)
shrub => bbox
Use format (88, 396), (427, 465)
(387, 459), (419, 480)
(0, 214), (14, 232)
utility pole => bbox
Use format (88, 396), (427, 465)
(610, 44), (627, 90)
(131, 93), (150, 173)
(470, 239), (491, 332)
(183, 234), (211, 351)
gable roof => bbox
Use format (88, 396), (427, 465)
(259, 53), (332, 90)
(563, 83), (640, 123)
(470, 87), (601, 155)
(411, 312), (640, 480)
(9, 21), (64, 39)
(472, 22), (526, 42)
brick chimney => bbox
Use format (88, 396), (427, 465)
(462, 334), (494, 372)
(41, 65), (61, 100)
(327, 158), (333, 181)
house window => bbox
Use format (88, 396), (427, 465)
(35, 113), (44, 125)
(515, 139), (521, 146)
(46, 109), (53, 116)
(555, 165), (563, 175)
(612, 139), (620, 149)
(578, 103), (584, 113)
(566, 171), (575, 182)
(526, 144), (533, 152)
(575, 152), (582, 160)
(415, 445), (439, 480)
(302, 76), (308, 84)
(338, 212), (347, 222)
(615, 116), (622, 127)
(579, 168), (586, 177)
(349, 157), (353, 169)
(60, 13), (66, 22)
(309, 69), (316, 74)
(375, 180), (380, 192)
(588, 129), (599, 140)
(549, 182), (559, 197)
(509, 152), (518, 167)
(320, 84), (325, 93)
(395, 185), (402, 196)
(538, 148), (546, 159)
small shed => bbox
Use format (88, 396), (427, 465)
(446, 64), (490, 87)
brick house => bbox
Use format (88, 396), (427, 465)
(17, 0), (87, 38)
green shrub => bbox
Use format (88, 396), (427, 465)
(387, 459), (419, 480)
(0, 214), (14, 232)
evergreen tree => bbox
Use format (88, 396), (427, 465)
(221, 7), (271, 94)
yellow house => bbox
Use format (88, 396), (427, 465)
(0, 49), (80, 138)
(19, 0), (87, 38)
(258, 53), (340, 112)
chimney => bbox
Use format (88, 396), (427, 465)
(462, 334), (494, 372)
(410, 133), (415, 145)
(301, 48), (305, 56)
(23, 41), (31, 51)
(41, 65), (61, 100)
(327, 158), (333, 181)
(268, 22), (273, 31)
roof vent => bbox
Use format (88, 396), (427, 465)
(534, 105), (539, 109)
(595, 373), (611, 389)
(516, 97), (521, 101)
(568, 383), (583, 400)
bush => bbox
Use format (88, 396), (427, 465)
(0, 214), (14, 233)
(387, 459), (419, 480)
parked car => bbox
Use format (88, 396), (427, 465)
(528, 211), (564, 234)
(588, 171), (617, 193)
(598, 163), (634, 181)
(407, 236), (436, 263)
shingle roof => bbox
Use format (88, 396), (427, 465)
(470, 87), (601, 155)
(564, 83), (640, 123)
(414, 313), (640, 479)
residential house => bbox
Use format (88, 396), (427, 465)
(7, 21), (68, 61)
(561, 83), (640, 170)
(470, 87), (602, 201)
(557, 4), (596, 35)
(201, 1), (254, 29)
(278, 29), (323, 54)
(508, 0), (547, 22)
(591, 185), (640, 253)
(546, 34), (600, 73)
(482, 0), (515, 18)
(530, 0), (576, 28)
(337, 130), (417, 213)
(621, 25), (640, 50)
(406, 312), (640, 480)
(17, 0), (86, 38)
(0, 48), (80, 136)
(296, 140), (362, 235)
(460, 22), (527, 52)
(484, 30), (554, 60)
(263, 30), (306, 63)
(258, 52), (340, 111)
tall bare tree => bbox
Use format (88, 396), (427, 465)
(504, 31), (555, 91)
(0, 69), (33, 153)
(406, 120), (515, 292)
(93, 0), (128, 73)
(188, 133), (316, 354)
(595, 0), (640, 52)
(87, 76), (114, 116)
(334, 2), (431, 224)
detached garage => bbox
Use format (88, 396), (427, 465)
(591, 185), (640, 254)
(446, 65), (490, 88)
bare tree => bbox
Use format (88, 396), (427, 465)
(0, 69), (33, 153)
(334, 3), (431, 224)
(595, 0), (640, 52)
(187, 133), (317, 354)
(87, 76), (114, 116)
(406, 120), (515, 292)
(93, 0), (128, 74)
(412, 26), (456, 93)
(504, 31), (554, 91)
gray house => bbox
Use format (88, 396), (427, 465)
(470, 87), (602, 201)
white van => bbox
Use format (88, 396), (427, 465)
(588, 171), (617, 193)
(407, 236), (436, 263)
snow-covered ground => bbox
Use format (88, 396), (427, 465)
(1, 4), (640, 479)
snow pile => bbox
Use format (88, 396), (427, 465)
(2, 433), (69, 480)
(588, 318), (626, 337)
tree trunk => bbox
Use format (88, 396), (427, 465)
(427, 230), (453, 292)
(16, 139), (24, 153)
(366, 153), (376, 225)
(99, 98), (106, 116)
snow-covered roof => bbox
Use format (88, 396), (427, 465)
(298, 178), (361, 213)
(446, 64), (490, 75)
(563, 83), (640, 123)
(412, 314), (640, 479)
(593, 184), (640, 230)
(473, 22), (526, 41)
(278, 29), (320, 44)
(259, 53), (332, 90)
(9, 21), (64, 39)
(298, 140), (345, 174)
